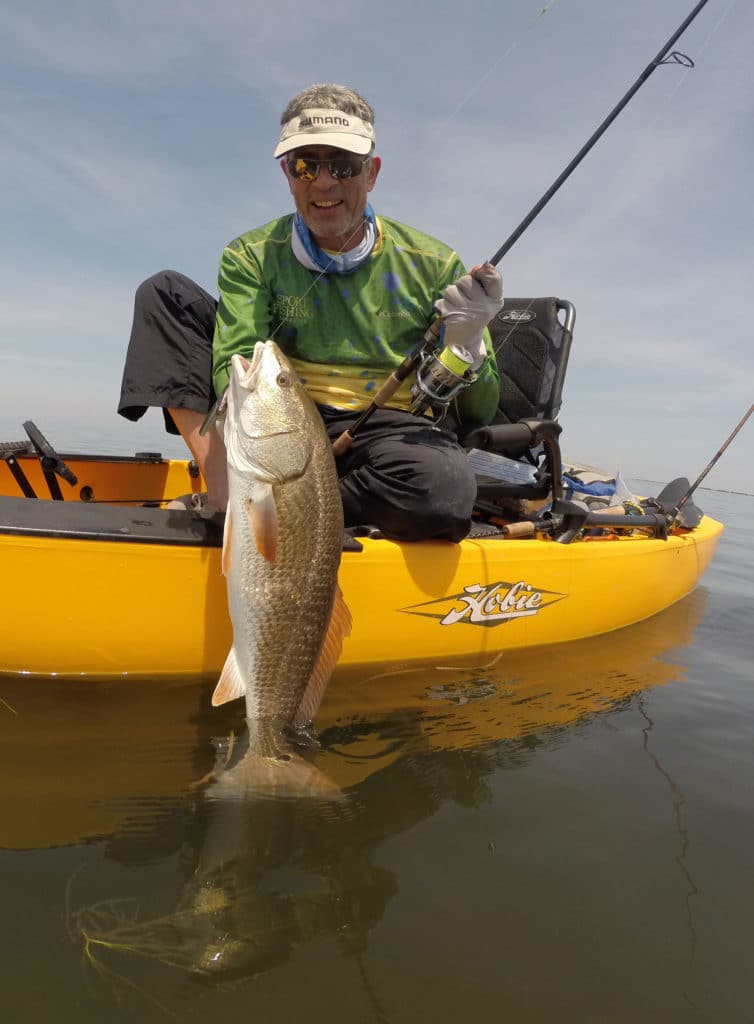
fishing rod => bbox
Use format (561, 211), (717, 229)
(331, 0), (711, 456)
(667, 404), (753, 524)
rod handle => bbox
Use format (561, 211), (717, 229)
(501, 521), (537, 538)
(329, 336), (437, 455)
(332, 430), (355, 458)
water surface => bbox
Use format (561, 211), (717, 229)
(2, 486), (752, 1023)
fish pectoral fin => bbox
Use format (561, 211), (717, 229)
(221, 506), (232, 576)
(248, 480), (278, 563)
(293, 586), (353, 728)
(211, 646), (247, 706)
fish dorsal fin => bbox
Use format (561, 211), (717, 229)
(248, 479), (278, 563)
(292, 586), (352, 728)
(221, 505), (232, 577)
(211, 646), (247, 706)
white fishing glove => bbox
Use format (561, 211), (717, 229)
(434, 263), (504, 370)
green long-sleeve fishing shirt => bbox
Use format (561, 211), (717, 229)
(212, 212), (500, 426)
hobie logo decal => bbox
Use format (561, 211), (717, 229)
(401, 580), (566, 627)
(498, 309), (535, 323)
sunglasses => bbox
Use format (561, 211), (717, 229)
(285, 153), (368, 182)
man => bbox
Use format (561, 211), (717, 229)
(118, 83), (504, 542)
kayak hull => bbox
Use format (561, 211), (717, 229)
(0, 453), (723, 680)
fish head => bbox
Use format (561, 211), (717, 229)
(224, 342), (316, 482)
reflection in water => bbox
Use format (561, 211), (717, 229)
(316, 586), (708, 786)
(637, 695), (701, 1013)
(68, 742), (502, 991)
(3, 590), (707, 1005)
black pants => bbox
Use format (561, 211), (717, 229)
(118, 271), (477, 542)
(118, 270), (218, 435)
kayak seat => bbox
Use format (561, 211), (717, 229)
(465, 298), (575, 518)
(488, 297), (574, 432)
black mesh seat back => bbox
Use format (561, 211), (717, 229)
(487, 297), (572, 424)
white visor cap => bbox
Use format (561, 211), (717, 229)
(273, 108), (375, 158)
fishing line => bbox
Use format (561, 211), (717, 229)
(0, 695), (18, 716)
(267, 214), (371, 334)
(478, 0), (736, 367)
(206, 201), (376, 430)
(219, 1), (568, 390)
(426, 2), (570, 364)
(218, 212), (369, 372)
(636, 696), (700, 971)
(580, 0), (739, 205)
(654, 0), (739, 108)
(419, 0), (569, 362)
(327, 0), (718, 449)
(218, 3), (723, 441)
(434, 0), (564, 133)
(486, 0), (733, 363)
(249, 0), (563, 348)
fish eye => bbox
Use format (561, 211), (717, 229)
(276, 372), (292, 387)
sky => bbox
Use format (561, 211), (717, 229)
(1, 0), (752, 493)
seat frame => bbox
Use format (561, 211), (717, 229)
(466, 297), (575, 517)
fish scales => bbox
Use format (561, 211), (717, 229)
(216, 341), (348, 725)
(226, 446), (343, 721)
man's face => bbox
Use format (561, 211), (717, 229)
(282, 145), (381, 252)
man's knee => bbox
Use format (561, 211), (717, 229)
(397, 463), (476, 541)
(412, 444), (477, 508)
(132, 271), (217, 348)
(342, 445), (477, 542)
(134, 270), (198, 313)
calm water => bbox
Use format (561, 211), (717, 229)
(2, 484), (753, 1023)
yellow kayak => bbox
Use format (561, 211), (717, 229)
(0, 446), (723, 680)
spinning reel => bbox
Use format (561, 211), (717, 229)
(409, 342), (477, 419)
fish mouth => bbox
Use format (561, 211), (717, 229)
(246, 341), (266, 383)
(250, 340), (266, 370)
(254, 339), (290, 374)
(231, 341), (284, 390)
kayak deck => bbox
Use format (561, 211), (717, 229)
(0, 452), (723, 680)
